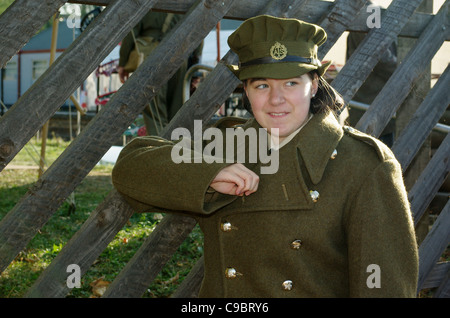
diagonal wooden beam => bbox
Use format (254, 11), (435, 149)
(408, 133), (450, 226)
(0, 0), (67, 68)
(331, 0), (426, 107)
(417, 200), (450, 292)
(392, 65), (450, 171)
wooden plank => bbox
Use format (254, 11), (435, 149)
(355, 1), (449, 137)
(417, 200), (450, 292)
(171, 256), (204, 298)
(70, 0), (448, 40)
(421, 262), (449, 289)
(433, 269), (450, 298)
(408, 133), (450, 225)
(0, 0), (159, 172)
(0, 0), (67, 68)
(25, 191), (134, 297)
(102, 214), (198, 298)
(317, 0), (369, 57)
(331, 0), (427, 108)
(0, 0), (212, 274)
(392, 65), (450, 171)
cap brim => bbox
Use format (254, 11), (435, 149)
(228, 61), (331, 81)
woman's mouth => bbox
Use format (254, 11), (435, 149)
(268, 112), (289, 118)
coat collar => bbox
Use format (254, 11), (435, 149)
(244, 111), (343, 185)
(294, 111), (343, 185)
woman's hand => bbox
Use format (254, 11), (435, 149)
(210, 164), (259, 196)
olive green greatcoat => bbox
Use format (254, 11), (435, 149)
(111, 111), (419, 298)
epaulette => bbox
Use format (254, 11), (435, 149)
(342, 125), (394, 161)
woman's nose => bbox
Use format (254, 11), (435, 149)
(269, 87), (285, 105)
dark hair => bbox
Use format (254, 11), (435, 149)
(242, 71), (344, 116)
(307, 71), (344, 115)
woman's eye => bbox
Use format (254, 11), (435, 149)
(255, 83), (268, 89)
(286, 81), (298, 87)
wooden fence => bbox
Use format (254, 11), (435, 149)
(0, 0), (448, 298)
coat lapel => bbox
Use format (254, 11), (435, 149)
(295, 112), (344, 185)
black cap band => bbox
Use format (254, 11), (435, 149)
(239, 55), (321, 68)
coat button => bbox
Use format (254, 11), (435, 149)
(330, 149), (337, 159)
(220, 222), (237, 232)
(309, 190), (319, 202)
(225, 267), (242, 279)
(282, 280), (293, 291)
(290, 239), (302, 250)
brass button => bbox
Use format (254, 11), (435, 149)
(282, 280), (293, 291)
(330, 149), (337, 159)
(290, 239), (302, 250)
(225, 267), (242, 279)
(309, 190), (319, 202)
(220, 222), (237, 232)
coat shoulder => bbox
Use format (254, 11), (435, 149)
(342, 125), (396, 162)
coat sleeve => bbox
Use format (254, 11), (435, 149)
(345, 158), (419, 297)
(111, 136), (236, 215)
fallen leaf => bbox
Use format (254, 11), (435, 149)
(90, 277), (110, 297)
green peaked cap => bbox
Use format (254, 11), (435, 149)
(227, 15), (331, 80)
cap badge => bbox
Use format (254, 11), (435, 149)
(270, 42), (287, 60)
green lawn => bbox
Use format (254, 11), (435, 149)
(0, 137), (202, 298)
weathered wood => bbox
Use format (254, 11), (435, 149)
(0, 0), (67, 68)
(408, 133), (450, 225)
(433, 269), (450, 298)
(318, 0), (369, 57)
(102, 214), (198, 298)
(0, 0), (220, 273)
(355, 1), (449, 137)
(71, 0), (449, 40)
(331, 0), (426, 108)
(171, 256), (204, 298)
(417, 200), (450, 292)
(25, 191), (134, 297)
(392, 65), (450, 171)
(0, 0), (159, 172)
(422, 262), (449, 290)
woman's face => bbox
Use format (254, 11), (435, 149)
(245, 74), (318, 143)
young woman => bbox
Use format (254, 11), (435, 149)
(112, 15), (418, 297)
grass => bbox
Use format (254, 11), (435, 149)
(0, 136), (203, 298)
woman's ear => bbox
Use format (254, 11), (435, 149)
(311, 73), (319, 96)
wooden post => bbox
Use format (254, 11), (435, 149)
(39, 13), (60, 178)
(397, 0), (433, 245)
